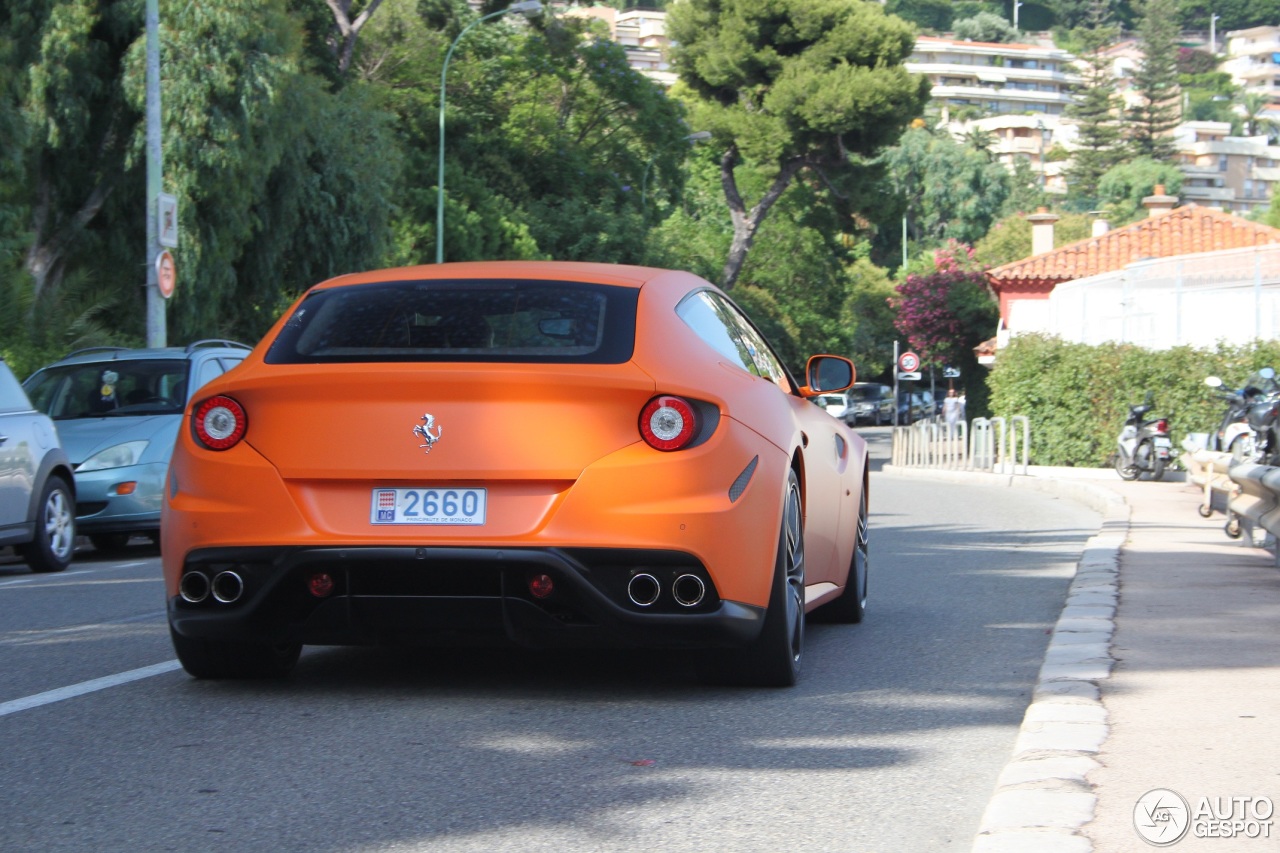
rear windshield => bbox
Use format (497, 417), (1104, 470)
(847, 387), (883, 401)
(265, 279), (639, 364)
(24, 359), (189, 419)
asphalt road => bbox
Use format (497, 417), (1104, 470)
(0, 429), (1101, 853)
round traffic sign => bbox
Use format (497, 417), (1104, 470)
(155, 250), (176, 299)
(899, 351), (920, 372)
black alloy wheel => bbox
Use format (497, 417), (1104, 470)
(813, 484), (868, 624)
(699, 469), (805, 687)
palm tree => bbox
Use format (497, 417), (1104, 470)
(1240, 92), (1278, 140)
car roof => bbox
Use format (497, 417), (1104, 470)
(309, 261), (676, 293)
(45, 340), (253, 366)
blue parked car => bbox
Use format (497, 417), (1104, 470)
(22, 341), (250, 552)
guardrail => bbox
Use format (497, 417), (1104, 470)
(891, 415), (1030, 474)
(1227, 463), (1280, 553)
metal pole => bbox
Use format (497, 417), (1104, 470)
(144, 0), (165, 347)
(893, 340), (900, 427)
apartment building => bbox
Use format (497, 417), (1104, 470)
(906, 36), (1081, 121)
(562, 5), (676, 86)
(1222, 26), (1280, 106)
(1173, 122), (1280, 214)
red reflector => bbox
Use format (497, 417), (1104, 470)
(640, 395), (697, 451)
(308, 572), (335, 598)
(1155, 420), (1168, 433)
(529, 573), (554, 599)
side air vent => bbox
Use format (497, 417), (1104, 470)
(728, 456), (759, 503)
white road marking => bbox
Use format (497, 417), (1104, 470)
(0, 660), (182, 718)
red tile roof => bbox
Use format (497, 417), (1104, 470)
(986, 205), (1280, 288)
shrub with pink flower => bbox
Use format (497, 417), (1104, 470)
(889, 241), (998, 369)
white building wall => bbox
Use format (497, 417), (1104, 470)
(1041, 245), (1280, 348)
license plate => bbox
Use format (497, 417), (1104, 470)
(370, 488), (487, 525)
(1154, 437), (1172, 448)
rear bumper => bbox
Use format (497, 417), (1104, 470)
(168, 545), (765, 649)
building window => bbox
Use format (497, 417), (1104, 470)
(1219, 155), (1229, 172)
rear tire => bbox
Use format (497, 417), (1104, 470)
(170, 626), (301, 679)
(699, 470), (804, 687)
(25, 476), (75, 573)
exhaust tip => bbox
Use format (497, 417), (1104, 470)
(672, 574), (706, 607)
(179, 571), (210, 604)
(211, 570), (245, 604)
(627, 573), (661, 607)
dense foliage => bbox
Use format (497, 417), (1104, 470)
(666, 0), (929, 289)
(988, 335), (1280, 467)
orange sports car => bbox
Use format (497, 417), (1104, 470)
(162, 261), (869, 686)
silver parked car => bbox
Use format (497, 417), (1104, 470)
(22, 341), (250, 552)
(0, 359), (76, 572)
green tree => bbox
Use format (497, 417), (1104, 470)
(1063, 0), (1125, 205)
(954, 11), (1019, 42)
(362, 6), (690, 267)
(667, 0), (930, 289)
(973, 210), (1093, 268)
(1127, 0), (1182, 161)
(880, 126), (1012, 255)
(1096, 158), (1183, 225)
(884, 0), (953, 31)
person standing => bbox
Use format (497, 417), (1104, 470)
(943, 388), (963, 429)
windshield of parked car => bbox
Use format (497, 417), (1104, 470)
(847, 387), (882, 401)
(265, 279), (638, 364)
(24, 360), (189, 419)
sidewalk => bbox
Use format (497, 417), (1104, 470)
(883, 465), (1280, 851)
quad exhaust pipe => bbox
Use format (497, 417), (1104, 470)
(179, 571), (210, 603)
(626, 572), (707, 608)
(672, 574), (706, 607)
(627, 573), (660, 607)
(179, 570), (245, 604)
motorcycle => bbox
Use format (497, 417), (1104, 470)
(1115, 391), (1172, 481)
(1205, 368), (1280, 464)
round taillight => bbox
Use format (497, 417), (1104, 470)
(640, 395), (697, 451)
(193, 396), (247, 450)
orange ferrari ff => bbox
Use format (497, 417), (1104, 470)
(162, 261), (869, 686)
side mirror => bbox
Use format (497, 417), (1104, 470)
(1205, 376), (1223, 388)
(802, 355), (855, 396)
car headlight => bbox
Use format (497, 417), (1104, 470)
(78, 440), (150, 472)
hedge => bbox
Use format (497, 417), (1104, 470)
(985, 334), (1280, 467)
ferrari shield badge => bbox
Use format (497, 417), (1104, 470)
(413, 413), (442, 454)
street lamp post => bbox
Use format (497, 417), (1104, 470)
(437, 0), (542, 264)
(640, 130), (711, 224)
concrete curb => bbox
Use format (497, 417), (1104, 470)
(879, 465), (1128, 853)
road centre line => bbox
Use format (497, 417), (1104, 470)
(0, 661), (182, 718)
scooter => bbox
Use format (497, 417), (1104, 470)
(1115, 392), (1172, 481)
(1205, 368), (1280, 464)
